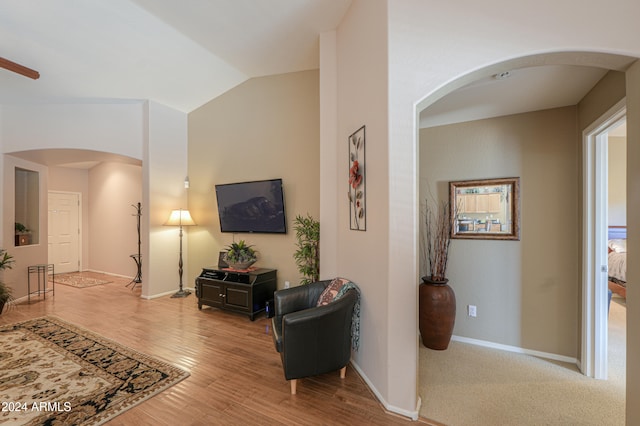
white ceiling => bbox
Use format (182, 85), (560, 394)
(0, 0), (630, 169)
(7, 148), (142, 170)
(0, 0), (352, 113)
(420, 65), (611, 128)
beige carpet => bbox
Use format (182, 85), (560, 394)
(51, 272), (112, 288)
(419, 296), (626, 425)
(0, 316), (189, 425)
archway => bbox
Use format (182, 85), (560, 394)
(6, 148), (142, 282)
(415, 51), (635, 422)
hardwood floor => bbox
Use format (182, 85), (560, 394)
(1, 273), (426, 425)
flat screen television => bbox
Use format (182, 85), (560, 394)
(215, 178), (287, 234)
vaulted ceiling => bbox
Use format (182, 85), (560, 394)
(0, 0), (352, 113)
(0, 1), (631, 130)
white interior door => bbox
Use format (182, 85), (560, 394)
(48, 191), (80, 274)
(582, 100), (626, 379)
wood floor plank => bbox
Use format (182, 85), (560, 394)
(0, 273), (430, 425)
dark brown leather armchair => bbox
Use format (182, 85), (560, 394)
(271, 280), (358, 394)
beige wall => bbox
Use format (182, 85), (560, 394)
(48, 164), (143, 277)
(143, 101), (190, 298)
(420, 106), (580, 357)
(0, 104), (144, 159)
(578, 71), (627, 130)
(333, 0), (404, 413)
(576, 69), (626, 363)
(88, 162), (142, 276)
(2, 155), (48, 300)
(383, 0), (640, 416)
(625, 59), (640, 425)
(608, 136), (627, 225)
(0, 101), (189, 298)
(187, 70), (320, 289)
(2, 144), (147, 298)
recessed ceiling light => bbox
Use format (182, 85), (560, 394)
(494, 71), (512, 80)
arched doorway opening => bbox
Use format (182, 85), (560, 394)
(6, 148), (142, 281)
(415, 51), (634, 423)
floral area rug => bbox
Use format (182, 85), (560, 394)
(51, 272), (112, 288)
(0, 316), (189, 425)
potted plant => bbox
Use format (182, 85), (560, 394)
(223, 240), (258, 270)
(0, 249), (15, 314)
(293, 214), (320, 284)
(419, 199), (456, 350)
(15, 222), (31, 246)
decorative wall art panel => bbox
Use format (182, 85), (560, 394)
(348, 126), (366, 231)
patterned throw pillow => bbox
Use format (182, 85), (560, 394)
(316, 278), (349, 306)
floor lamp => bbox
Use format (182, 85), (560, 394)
(164, 209), (196, 298)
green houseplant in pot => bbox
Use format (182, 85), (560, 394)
(293, 214), (320, 285)
(419, 199), (456, 350)
(223, 240), (258, 270)
(15, 222), (31, 246)
(0, 249), (15, 314)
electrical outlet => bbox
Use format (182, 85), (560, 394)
(468, 305), (477, 317)
(284, 281), (290, 289)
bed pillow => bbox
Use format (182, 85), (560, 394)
(608, 239), (627, 253)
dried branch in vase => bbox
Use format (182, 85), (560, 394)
(424, 200), (452, 282)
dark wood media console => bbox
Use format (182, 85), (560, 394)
(195, 267), (277, 320)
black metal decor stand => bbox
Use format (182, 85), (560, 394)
(127, 202), (142, 289)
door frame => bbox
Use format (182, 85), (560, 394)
(48, 190), (83, 273)
(581, 98), (626, 379)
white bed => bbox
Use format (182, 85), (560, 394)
(608, 227), (627, 298)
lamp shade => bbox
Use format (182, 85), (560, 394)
(164, 209), (196, 226)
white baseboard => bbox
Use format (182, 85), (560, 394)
(11, 295), (29, 305)
(84, 270), (195, 300)
(350, 360), (420, 421)
(140, 290), (173, 300)
(78, 269), (195, 300)
(85, 269), (131, 279)
(140, 287), (195, 300)
(451, 335), (578, 364)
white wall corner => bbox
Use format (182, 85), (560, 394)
(319, 30), (339, 279)
(350, 360), (420, 421)
(144, 101), (189, 297)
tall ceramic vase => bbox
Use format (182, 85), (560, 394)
(419, 276), (456, 350)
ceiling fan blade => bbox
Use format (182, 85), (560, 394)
(0, 57), (40, 80)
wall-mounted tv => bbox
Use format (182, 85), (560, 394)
(215, 178), (287, 234)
